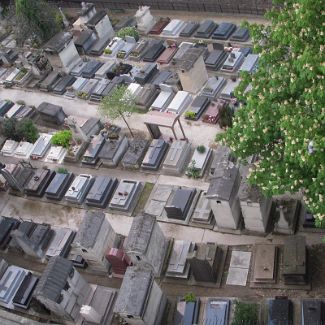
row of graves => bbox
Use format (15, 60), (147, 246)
(0, 211), (322, 324)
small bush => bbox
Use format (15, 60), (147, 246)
(184, 293), (196, 303)
(186, 160), (200, 179)
(232, 301), (258, 325)
(51, 130), (72, 148)
(184, 111), (196, 120)
(117, 27), (139, 41)
(104, 48), (112, 55)
(196, 145), (206, 153)
(57, 167), (68, 174)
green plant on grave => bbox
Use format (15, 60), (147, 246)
(57, 167), (68, 174)
(196, 145), (206, 154)
(51, 130), (72, 148)
(117, 26), (139, 41)
(184, 111), (196, 120)
(186, 160), (200, 179)
(232, 301), (258, 325)
(104, 48), (112, 55)
(183, 293), (196, 303)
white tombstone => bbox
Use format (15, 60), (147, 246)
(135, 6), (156, 34)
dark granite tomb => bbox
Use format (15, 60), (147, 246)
(122, 139), (149, 169)
(12, 272), (38, 309)
(179, 22), (200, 37)
(82, 134), (105, 166)
(81, 60), (103, 79)
(0, 217), (20, 250)
(52, 75), (76, 95)
(268, 298), (293, 325)
(141, 139), (169, 171)
(205, 50), (228, 70)
(134, 63), (158, 85)
(230, 27), (250, 42)
(185, 95), (210, 120)
(142, 40), (166, 62)
(24, 169), (55, 197)
(212, 22), (237, 40)
(45, 172), (74, 201)
(194, 20), (217, 39)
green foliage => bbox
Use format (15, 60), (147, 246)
(2, 118), (39, 143)
(51, 130), (72, 148)
(57, 167), (68, 174)
(184, 111), (196, 120)
(104, 48), (112, 55)
(77, 92), (88, 100)
(196, 145), (206, 154)
(216, 0), (325, 220)
(218, 105), (234, 129)
(15, 0), (63, 45)
(100, 85), (136, 137)
(183, 293), (196, 303)
(186, 160), (201, 179)
(232, 301), (258, 325)
(117, 27), (139, 41)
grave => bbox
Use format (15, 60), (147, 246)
(165, 90), (192, 114)
(13, 141), (34, 159)
(149, 17), (171, 35)
(109, 179), (142, 214)
(89, 79), (110, 102)
(78, 79), (99, 99)
(200, 77), (226, 98)
(45, 172), (74, 201)
(239, 54), (259, 72)
(1, 140), (18, 156)
(226, 250), (251, 286)
(185, 95), (210, 120)
(98, 136), (128, 167)
(205, 50), (228, 70)
(126, 82), (142, 98)
(274, 199), (300, 234)
(187, 243), (222, 282)
(30, 133), (52, 160)
(212, 22), (237, 40)
(142, 40), (166, 62)
(0, 216), (20, 250)
(45, 146), (67, 164)
(141, 139), (169, 171)
(135, 6), (156, 34)
(69, 60), (87, 77)
(65, 77), (88, 97)
(104, 37), (125, 58)
(209, 145), (236, 178)
(36, 102), (66, 126)
(133, 62), (158, 85)
(190, 191), (215, 228)
(24, 168), (55, 197)
(75, 29), (97, 55)
(8, 221), (36, 252)
(86, 10), (114, 43)
(94, 60), (115, 79)
(251, 244), (277, 284)
(82, 134), (105, 166)
(128, 39), (149, 61)
(151, 70), (173, 88)
(135, 84), (159, 109)
(194, 20), (217, 39)
(5, 103), (24, 119)
(116, 36), (137, 59)
(13, 106), (35, 120)
(64, 174), (94, 204)
(105, 248), (132, 277)
(162, 140), (191, 175)
(161, 19), (186, 37)
(0, 100), (14, 116)
(39, 71), (61, 91)
(123, 214), (168, 276)
(179, 21), (199, 37)
(85, 176), (118, 208)
(283, 236), (307, 285)
(174, 298), (200, 325)
(187, 146), (212, 177)
(204, 299), (230, 325)
(52, 75), (76, 95)
(166, 240), (194, 279)
(221, 51), (245, 72)
(172, 41), (194, 63)
(122, 139), (149, 169)
(302, 300), (323, 325)
(268, 298), (293, 325)
(239, 47), (252, 57)
(230, 27), (250, 42)
(165, 187), (197, 221)
(45, 227), (75, 259)
(202, 99), (226, 124)
(151, 84), (175, 111)
(157, 44), (178, 64)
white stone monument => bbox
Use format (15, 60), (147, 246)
(135, 6), (156, 34)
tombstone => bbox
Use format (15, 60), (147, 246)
(135, 6), (156, 34)
(179, 22), (200, 37)
(212, 23), (237, 40)
(82, 134), (105, 166)
(200, 77), (226, 98)
(268, 298), (293, 325)
(151, 84), (175, 111)
(45, 146), (67, 164)
(187, 243), (222, 282)
(98, 136), (128, 167)
(162, 140), (191, 175)
(283, 236), (307, 285)
(1, 140), (19, 156)
(194, 20), (217, 39)
(221, 51), (245, 72)
(64, 174), (94, 204)
(122, 139), (149, 169)
(109, 179), (142, 213)
(52, 75), (76, 95)
(24, 168), (55, 197)
(105, 248), (132, 277)
(230, 27), (250, 42)
(302, 300), (323, 325)
(157, 44), (178, 65)
(226, 250), (251, 286)
(143, 40), (166, 63)
(166, 240), (193, 279)
(14, 141), (34, 159)
(190, 192), (215, 227)
(205, 50), (228, 70)
(0, 216), (20, 250)
(86, 10), (114, 40)
(239, 54), (259, 73)
(149, 17), (171, 35)
(141, 139), (169, 171)
(209, 145), (236, 178)
(161, 19), (186, 37)
(134, 63), (158, 85)
(184, 94), (210, 120)
(204, 299), (230, 325)
(45, 172), (74, 201)
(274, 199), (300, 234)
(135, 84), (160, 109)
(186, 146), (212, 178)
(165, 187), (197, 221)
(85, 176), (118, 208)
(45, 227), (75, 259)
(166, 91), (192, 115)
(129, 39), (150, 61)
(252, 244), (277, 284)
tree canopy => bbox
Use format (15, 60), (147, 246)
(2, 118), (39, 143)
(100, 85), (137, 137)
(216, 0), (324, 220)
(15, 0), (63, 45)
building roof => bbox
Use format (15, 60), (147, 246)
(114, 266), (152, 317)
(86, 10), (107, 26)
(43, 32), (73, 53)
(206, 166), (239, 201)
(75, 29), (95, 46)
(34, 256), (73, 303)
(74, 211), (105, 249)
(124, 214), (155, 253)
(173, 47), (205, 71)
(37, 102), (65, 117)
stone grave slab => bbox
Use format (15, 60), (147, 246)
(226, 267), (249, 286)
(226, 250), (251, 286)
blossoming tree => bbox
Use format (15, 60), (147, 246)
(216, 0), (324, 222)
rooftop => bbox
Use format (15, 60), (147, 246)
(173, 48), (205, 71)
(43, 32), (73, 53)
(86, 10), (107, 26)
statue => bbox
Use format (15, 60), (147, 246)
(135, 6), (156, 34)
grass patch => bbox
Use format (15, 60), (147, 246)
(134, 182), (154, 214)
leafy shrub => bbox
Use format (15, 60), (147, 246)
(184, 111), (196, 120)
(51, 130), (72, 148)
(186, 160), (200, 179)
(218, 104), (234, 129)
(196, 145), (206, 153)
(77, 92), (88, 100)
(184, 293), (196, 303)
(117, 27), (139, 41)
(232, 301), (258, 325)
(104, 48), (112, 55)
(2, 118), (39, 143)
(57, 167), (68, 174)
